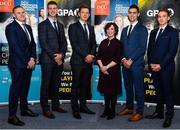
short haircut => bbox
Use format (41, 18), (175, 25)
(104, 22), (119, 36)
(128, 4), (139, 13)
(12, 5), (24, 13)
(79, 4), (89, 13)
(158, 8), (171, 16)
(47, 1), (57, 8)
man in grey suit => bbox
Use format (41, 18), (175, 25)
(38, 1), (67, 119)
(68, 4), (97, 119)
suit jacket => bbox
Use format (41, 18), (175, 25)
(147, 25), (179, 69)
(5, 20), (36, 68)
(68, 21), (97, 65)
(38, 19), (67, 64)
(120, 22), (148, 67)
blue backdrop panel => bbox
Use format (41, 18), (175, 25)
(0, 65), (41, 103)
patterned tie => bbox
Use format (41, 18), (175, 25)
(156, 28), (163, 42)
(127, 25), (132, 38)
(83, 23), (88, 40)
(22, 24), (31, 43)
(53, 21), (59, 34)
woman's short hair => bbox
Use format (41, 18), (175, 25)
(104, 22), (119, 36)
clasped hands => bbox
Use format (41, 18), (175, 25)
(150, 64), (161, 72)
(54, 53), (63, 65)
(100, 65), (109, 75)
(122, 58), (133, 69)
(27, 57), (35, 69)
(85, 54), (94, 63)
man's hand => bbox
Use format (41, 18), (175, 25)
(85, 54), (94, 63)
(122, 58), (133, 69)
(27, 57), (35, 69)
(54, 53), (63, 65)
(150, 64), (161, 72)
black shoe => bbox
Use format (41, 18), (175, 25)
(163, 118), (172, 128)
(100, 111), (108, 118)
(107, 110), (115, 120)
(43, 111), (56, 119)
(80, 107), (95, 114)
(145, 112), (164, 119)
(21, 109), (39, 117)
(52, 107), (67, 113)
(73, 111), (81, 119)
(8, 116), (25, 126)
(107, 114), (115, 120)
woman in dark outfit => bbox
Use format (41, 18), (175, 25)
(97, 22), (123, 120)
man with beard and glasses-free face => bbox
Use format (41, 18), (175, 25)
(5, 5), (38, 126)
(68, 4), (97, 119)
(146, 8), (179, 128)
(38, 1), (67, 119)
(116, 5), (148, 122)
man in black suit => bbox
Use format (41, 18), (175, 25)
(68, 5), (97, 119)
(5, 5), (38, 126)
(146, 8), (179, 128)
(38, 1), (67, 119)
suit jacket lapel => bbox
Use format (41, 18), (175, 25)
(14, 21), (30, 43)
(77, 21), (89, 40)
(129, 23), (139, 37)
(46, 19), (58, 34)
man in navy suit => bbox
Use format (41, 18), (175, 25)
(38, 1), (67, 119)
(68, 5), (97, 119)
(116, 5), (148, 121)
(146, 8), (179, 128)
(5, 5), (38, 126)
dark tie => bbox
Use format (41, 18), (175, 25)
(156, 28), (163, 42)
(22, 24), (31, 43)
(127, 25), (132, 38)
(53, 21), (59, 34)
(83, 24), (88, 40)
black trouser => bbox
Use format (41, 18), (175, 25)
(40, 63), (63, 112)
(104, 94), (117, 115)
(152, 66), (175, 119)
(71, 65), (92, 112)
(9, 68), (32, 117)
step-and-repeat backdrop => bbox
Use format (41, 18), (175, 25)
(0, 0), (179, 105)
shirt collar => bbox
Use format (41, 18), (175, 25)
(159, 24), (167, 30)
(15, 19), (25, 25)
(79, 19), (87, 26)
(130, 21), (138, 27)
(48, 16), (57, 23)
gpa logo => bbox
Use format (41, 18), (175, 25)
(147, 8), (174, 17)
(57, 8), (79, 16)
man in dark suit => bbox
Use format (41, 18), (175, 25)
(68, 5), (97, 119)
(5, 5), (38, 126)
(146, 8), (179, 128)
(116, 5), (148, 121)
(38, 1), (67, 119)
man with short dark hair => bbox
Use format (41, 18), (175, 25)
(38, 1), (67, 119)
(146, 8), (179, 128)
(5, 5), (38, 126)
(68, 4), (97, 119)
(116, 5), (148, 121)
